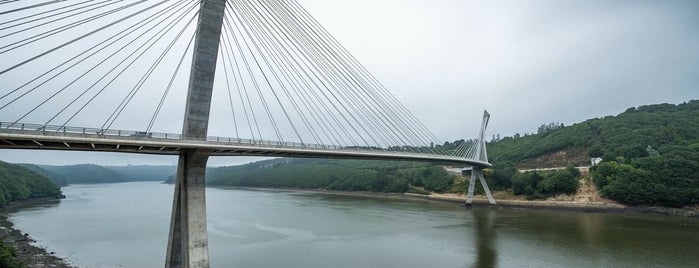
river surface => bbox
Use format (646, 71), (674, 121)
(7, 182), (699, 268)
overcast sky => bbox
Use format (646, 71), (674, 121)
(1, 0), (697, 166)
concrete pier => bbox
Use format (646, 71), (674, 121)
(465, 167), (496, 205)
(165, 1), (226, 267)
(166, 149), (212, 268)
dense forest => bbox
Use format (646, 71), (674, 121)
(28, 164), (175, 184)
(105, 165), (176, 181)
(195, 156), (579, 199)
(204, 158), (456, 194)
(17, 164), (69, 186)
(0, 161), (63, 205)
(487, 100), (699, 207)
(510, 166), (580, 200)
(36, 164), (129, 184)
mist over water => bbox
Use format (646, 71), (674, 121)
(8, 182), (699, 268)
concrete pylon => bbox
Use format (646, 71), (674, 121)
(466, 111), (496, 205)
(166, 149), (212, 268)
(165, 1), (226, 267)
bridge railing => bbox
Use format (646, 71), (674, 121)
(0, 122), (435, 155)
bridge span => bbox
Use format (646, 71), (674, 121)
(0, 122), (491, 167)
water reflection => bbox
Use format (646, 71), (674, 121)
(471, 209), (496, 268)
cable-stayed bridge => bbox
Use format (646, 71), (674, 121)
(0, 1), (494, 267)
(0, 121), (492, 165)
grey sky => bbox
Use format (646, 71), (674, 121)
(302, 0), (698, 139)
(1, 0), (697, 166)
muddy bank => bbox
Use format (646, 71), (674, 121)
(230, 186), (699, 218)
(462, 199), (699, 217)
(0, 198), (75, 268)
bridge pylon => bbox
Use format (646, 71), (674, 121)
(165, 1), (226, 268)
(466, 111), (496, 205)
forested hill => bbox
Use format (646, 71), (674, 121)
(37, 164), (129, 184)
(488, 100), (699, 167)
(0, 161), (63, 205)
(195, 158), (457, 194)
(106, 165), (176, 181)
(22, 164), (176, 184)
(487, 100), (699, 207)
(18, 164), (69, 186)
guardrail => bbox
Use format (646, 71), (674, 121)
(0, 122), (450, 158)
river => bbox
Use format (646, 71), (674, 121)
(7, 182), (699, 268)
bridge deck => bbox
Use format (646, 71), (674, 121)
(0, 123), (490, 167)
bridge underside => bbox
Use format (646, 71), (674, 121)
(0, 131), (491, 167)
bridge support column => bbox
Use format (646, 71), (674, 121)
(166, 149), (212, 268)
(466, 167), (496, 205)
(165, 0), (226, 267)
(466, 110), (495, 205)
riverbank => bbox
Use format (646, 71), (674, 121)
(229, 186), (699, 218)
(0, 198), (75, 268)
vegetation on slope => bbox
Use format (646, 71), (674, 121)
(20, 164), (176, 184)
(511, 166), (580, 200)
(37, 164), (128, 184)
(0, 162), (66, 267)
(487, 100), (699, 207)
(0, 239), (21, 268)
(0, 161), (62, 205)
(17, 164), (69, 187)
(488, 101), (699, 164)
(105, 165), (176, 181)
(206, 158), (456, 193)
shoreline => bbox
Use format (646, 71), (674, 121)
(0, 197), (75, 268)
(225, 186), (699, 218)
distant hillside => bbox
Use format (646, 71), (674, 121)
(178, 158), (456, 193)
(18, 164), (69, 186)
(106, 165), (176, 181)
(487, 100), (699, 207)
(18, 164), (177, 185)
(38, 164), (128, 184)
(0, 161), (62, 205)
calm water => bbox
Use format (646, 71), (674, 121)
(8, 182), (699, 268)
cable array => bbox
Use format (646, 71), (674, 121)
(0, 0), (486, 160)
(1, 0), (197, 131)
(213, 0), (454, 153)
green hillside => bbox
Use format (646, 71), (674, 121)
(38, 164), (128, 184)
(106, 165), (176, 181)
(0, 161), (63, 205)
(17, 164), (175, 185)
(18, 164), (69, 186)
(206, 158), (456, 193)
(489, 100), (699, 166)
(487, 100), (699, 207)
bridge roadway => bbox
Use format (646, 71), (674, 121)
(0, 122), (491, 167)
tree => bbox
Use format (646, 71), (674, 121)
(537, 122), (565, 134)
